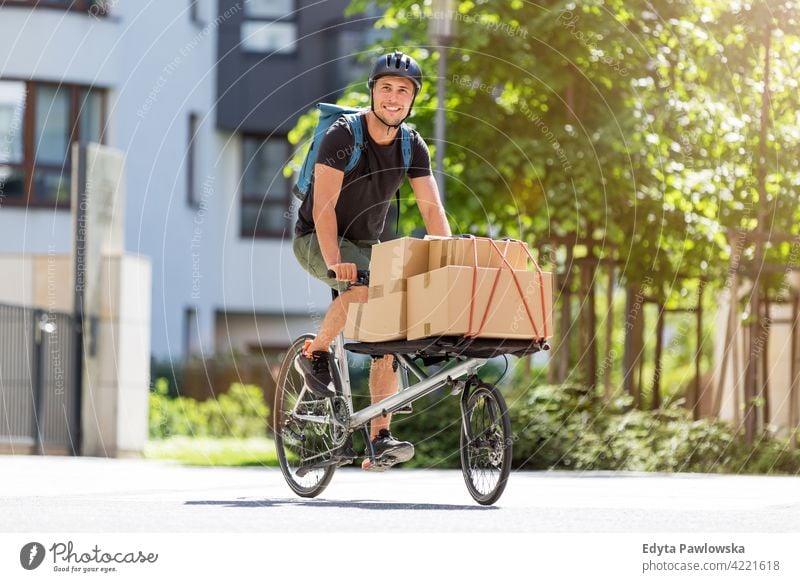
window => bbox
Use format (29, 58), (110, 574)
(0, 82), (26, 201)
(187, 112), (200, 206)
(184, 307), (201, 357)
(245, 0), (293, 18)
(241, 136), (292, 238)
(326, 28), (382, 93)
(6, 0), (110, 15)
(189, 0), (200, 23)
(241, 0), (297, 54)
(0, 80), (106, 208)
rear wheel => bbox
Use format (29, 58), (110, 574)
(459, 381), (512, 505)
(274, 334), (338, 498)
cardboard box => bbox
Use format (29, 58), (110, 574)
(407, 266), (553, 341)
(369, 237), (429, 287)
(344, 282), (407, 342)
(426, 236), (530, 271)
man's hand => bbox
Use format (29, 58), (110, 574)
(328, 262), (358, 282)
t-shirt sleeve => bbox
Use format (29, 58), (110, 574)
(407, 131), (432, 179)
(313, 119), (355, 172)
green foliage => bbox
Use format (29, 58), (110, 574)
(381, 380), (800, 474)
(150, 359), (182, 398)
(143, 436), (279, 467)
(391, 389), (463, 468)
(328, 0), (800, 298)
(149, 379), (269, 440)
(510, 384), (800, 474)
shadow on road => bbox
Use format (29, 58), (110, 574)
(185, 498), (496, 511)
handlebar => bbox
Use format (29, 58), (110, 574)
(327, 269), (370, 286)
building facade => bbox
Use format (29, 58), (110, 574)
(0, 0), (379, 364)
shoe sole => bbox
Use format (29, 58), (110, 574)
(293, 355), (335, 399)
(362, 444), (415, 471)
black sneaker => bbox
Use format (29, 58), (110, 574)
(294, 350), (335, 398)
(362, 429), (415, 471)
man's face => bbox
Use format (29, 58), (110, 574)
(372, 76), (416, 125)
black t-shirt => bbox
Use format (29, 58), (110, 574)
(294, 112), (432, 241)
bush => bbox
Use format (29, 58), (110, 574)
(509, 383), (800, 474)
(390, 389), (463, 469)
(149, 379), (269, 439)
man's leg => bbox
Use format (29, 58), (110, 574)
(305, 285), (367, 353)
(293, 234), (373, 397)
(296, 285), (367, 398)
(362, 354), (415, 470)
(368, 355), (397, 439)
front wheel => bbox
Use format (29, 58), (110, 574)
(274, 334), (338, 498)
(459, 381), (512, 505)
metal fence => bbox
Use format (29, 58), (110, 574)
(0, 303), (79, 455)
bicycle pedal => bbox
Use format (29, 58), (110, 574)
(394, 403), (413, 414)
(361, 457), (392, 472)
(335, 456), (355, 468)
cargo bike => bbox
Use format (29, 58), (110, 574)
(274, 240), (550, 506)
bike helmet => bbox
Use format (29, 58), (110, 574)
(367, 50), (423, 94)
(367, 50), (423, 127)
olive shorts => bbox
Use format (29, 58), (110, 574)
(293, 233), (377, 293)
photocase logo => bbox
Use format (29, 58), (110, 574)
(20, 542), (46, 570)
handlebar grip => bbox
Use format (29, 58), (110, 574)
(326, 269), (370, 285)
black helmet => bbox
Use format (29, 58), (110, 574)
(367, 50), (423, 94)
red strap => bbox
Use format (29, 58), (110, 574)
(461, 237), (548, 341)
(466, 237), (479, 336)
(518, 242), (550, 339)
(466, 238), (506, 338)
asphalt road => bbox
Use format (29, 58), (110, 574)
(2, 455), (800, 533)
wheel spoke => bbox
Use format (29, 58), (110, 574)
(275, 337), (339, 497)
(461, 383), (511, 504)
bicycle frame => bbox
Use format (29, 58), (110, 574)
(329, 329), (487, 431)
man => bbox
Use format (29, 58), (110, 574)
(293, 51), (451, 470)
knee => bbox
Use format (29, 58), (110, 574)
(341, 285), (368, 304)
(372, 354), (395, 372)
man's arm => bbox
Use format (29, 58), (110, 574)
(410, 174), (451, 237)
(312, 163), (356, 282)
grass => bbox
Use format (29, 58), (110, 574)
(143, 436), (281, 467)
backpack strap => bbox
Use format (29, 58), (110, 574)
(342, 112), (366, 175)
(399, 124), (412, 172)
(394, 124), (414, 234)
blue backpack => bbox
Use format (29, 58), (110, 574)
(292, 103), (414, 211)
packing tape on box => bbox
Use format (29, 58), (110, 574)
(368, 279), (406, 300)
(354, 303), (364, 337)
(439, 242), (449, 268)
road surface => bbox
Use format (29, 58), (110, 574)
(2, 455), (799, 533)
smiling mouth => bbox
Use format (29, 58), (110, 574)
(384, 106), (402, 113)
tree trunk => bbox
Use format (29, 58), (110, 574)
(623, 285), (645, 407)
(761, 299), (771, 430)
(693, 284), (704, 420)
(548, 250), (559, 385)
(581, 261), (598, 391)
(744, 24), (773, 443)
(603, 264), (615, 401)
(731, 274), (743, 430)
(652, 303), (665, 410)
(791, 293), (799, 450)
(557, 245), (574, 383)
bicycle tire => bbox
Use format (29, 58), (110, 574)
(274, 334), (337, 498)
(459, 381), (512, 505)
